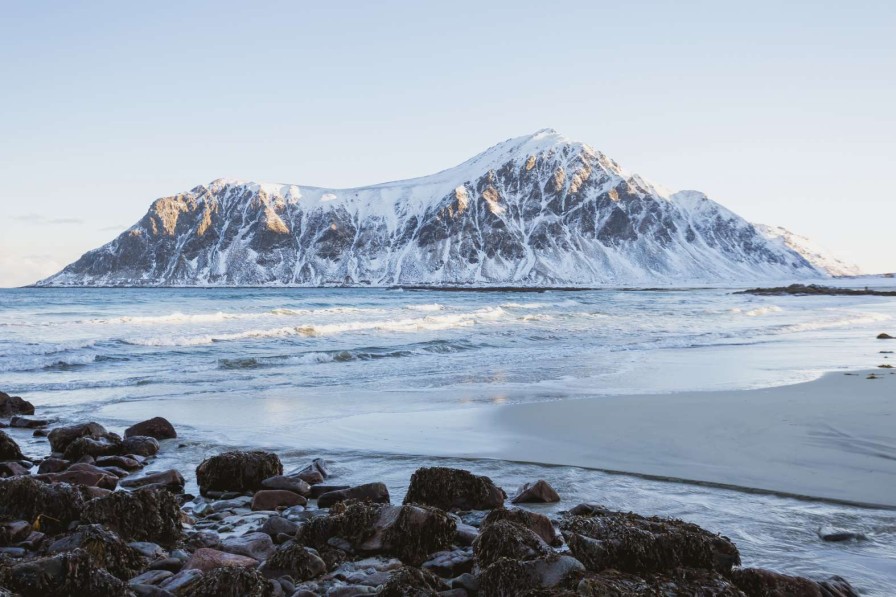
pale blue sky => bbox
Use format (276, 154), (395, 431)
(1, 1), (894, 286)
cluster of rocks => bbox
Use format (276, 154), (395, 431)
(736, 284), (896, 297)
(1, 389), (860, 596)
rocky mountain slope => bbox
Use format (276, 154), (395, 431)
(37, 130), (844, 287)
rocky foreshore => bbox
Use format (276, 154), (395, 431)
(0, 390), (860, 596)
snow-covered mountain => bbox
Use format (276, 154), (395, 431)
(37, 129), (841, 287)
(754, 224), (861, 277)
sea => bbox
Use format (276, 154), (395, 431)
(1, 285), (895, 593)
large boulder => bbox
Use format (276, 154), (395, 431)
(47, 524), (144, 579)
(478, 554), (585, 596)
(0, 476), (84, 534)
(47, 422), (110, 454)
(121, 435), (160, 457)
(473, 519), (551, 568)
(300, 501), (456, 566)
(251, 489), (307, 511)
(0, 391), (34, 417)
(511, 479), (561, 504)
(258, 542), (327, 581)
(482, 507), (559, 546)
(578, 568), (744, 596)
(119, 469), (185, 492)
(261, 474), (311, 496)
(404, 467), (506, 511)
(1, 548), (131, 596)
(181, 566), (274, 597)
(731, 568), (858, 597)
(125, 417), (177, 440)
(82, 487), (182, 546)
(560, 506), (740, 575)
(378, 565), (448, 597)
(195, 450), (283, 495)
(62, 434), (123, 460)
(316, 482), (390, 508)
(0, 430), (24, 461)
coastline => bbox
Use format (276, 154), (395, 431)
(99, 368), (896, 509)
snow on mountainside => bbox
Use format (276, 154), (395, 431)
(754, 224), (862, 277)
(37, 129), (840, 287)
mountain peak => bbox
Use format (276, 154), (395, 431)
(37, 130), (841, 287)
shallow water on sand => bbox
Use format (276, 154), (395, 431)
(1, 286), (895, 593)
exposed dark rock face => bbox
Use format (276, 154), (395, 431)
(35, 130), (827, 287)
(47, 422), (111, 454)
(124, 417), (177, 440)
(0, 431), (24, 461)
(195, 450), (283, 495)
(81, 487), (182, 546)
(511, 479), (561, 504)
(316, 482), (390, 508)
(0, 392), (34, 417)
(404, 467), (506, 511)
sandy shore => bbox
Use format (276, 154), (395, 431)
(100, 368), (896, 508)
(485, 369), (896, 507)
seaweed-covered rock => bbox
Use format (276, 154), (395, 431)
(2, 548), (131, 596)
(195, 450), (283, 495)
(48, 422), (110, 453)
(404, 467), (505, 511)
(560, 507), (740, 574)
(482, 507), (559, 546)
(82, 487), (182, 546)
(378, 565), (447, 596)
(577, 568), (744, 596)
(259, 542), (327, 581)
(731, 568), (858, 597)
(0, 391), (34, 417)
(125, 417), (177, 440)
(474, 520), (551, 568)
(300, 501), (456, 566)
(0, 430), (24, 461)
(478, 554), (585, 597)
(0, 476), (84, 534)
(47, 524), (144, 579)
(181, 566), (274, 597)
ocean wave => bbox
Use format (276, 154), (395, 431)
(774, 311), (892, 334)
(217, 339), (479, 369)
(731, 305), (783, 317)
(127, 308), (508, 347)
(405, 303), (444, 312)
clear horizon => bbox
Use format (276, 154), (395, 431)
(1, 1), (894, 286)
